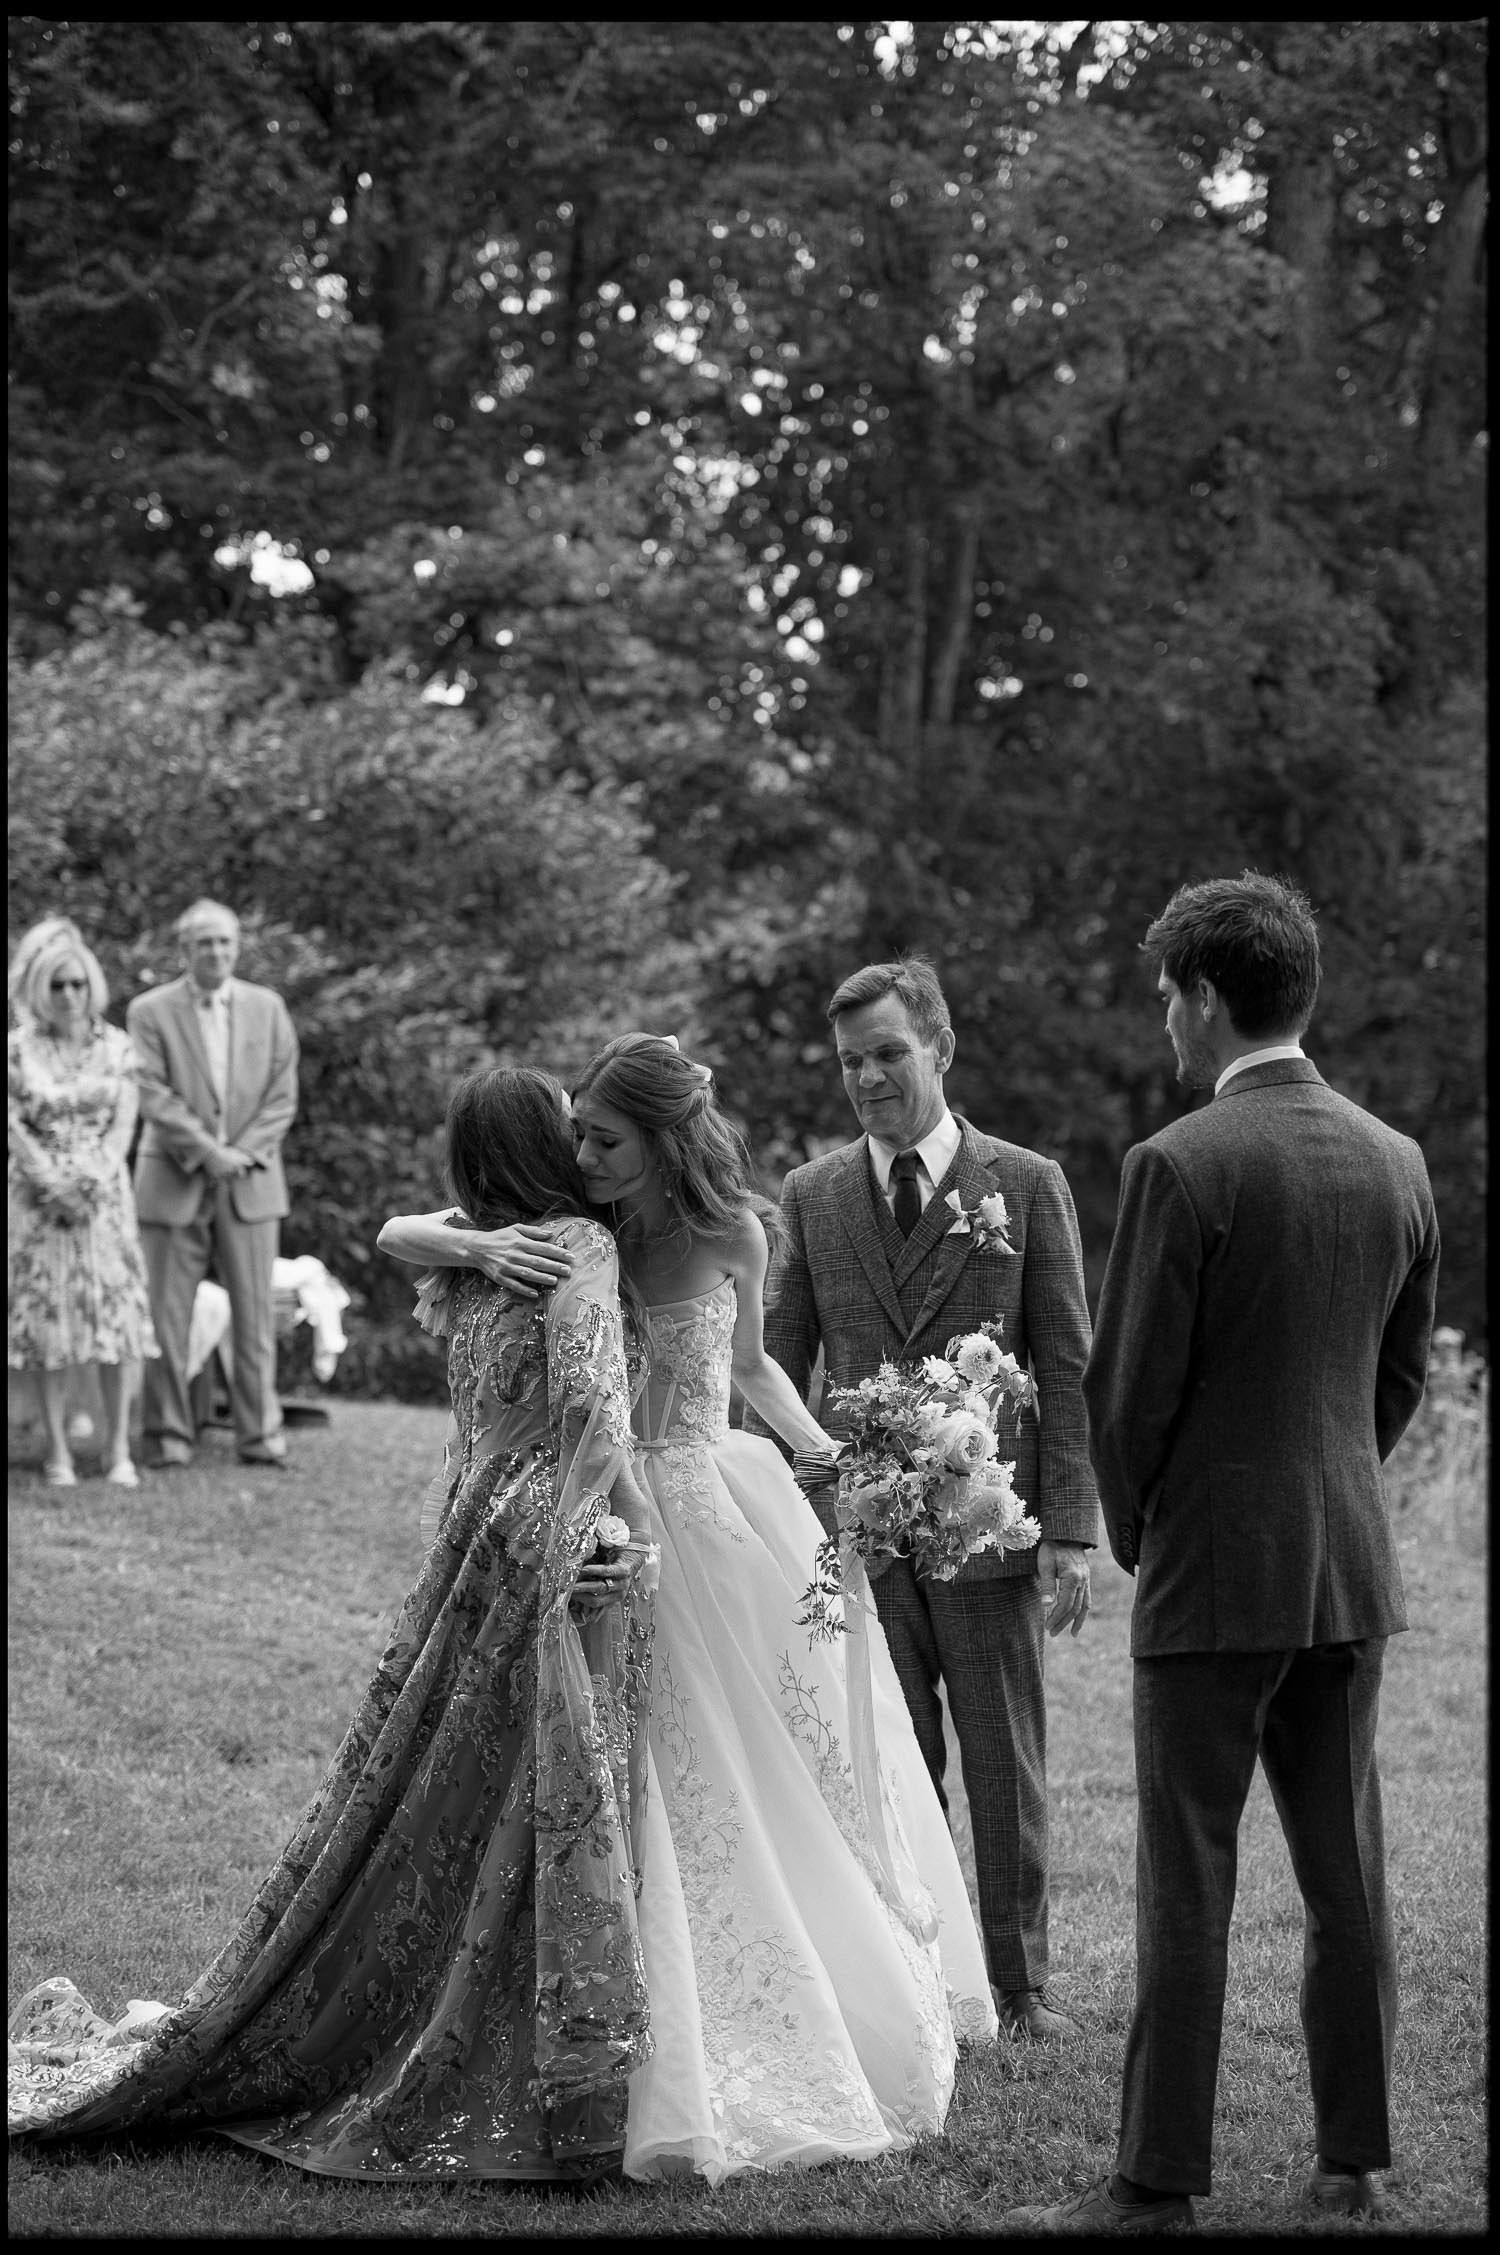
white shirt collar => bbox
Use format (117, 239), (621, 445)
(1215, 1042), (1306, 1096)
(867, 1106), (961, 1191)
(193, 981), (231, 1010)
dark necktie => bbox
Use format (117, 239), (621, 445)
(891, 1149), (922, 1238)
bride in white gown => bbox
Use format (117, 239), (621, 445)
(382, 1033), (997, 2183)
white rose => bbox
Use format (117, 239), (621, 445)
(975, 1193), (1012, 1234)
(932, 1409), (992, 1475)
(593, 1513), (633, 1557)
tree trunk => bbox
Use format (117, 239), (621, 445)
(1417, 162), (1488, 469)
(882, 521), (928, 769)
(371, 204), (433, 468)
(1266, 145), (1337, 373)
(927, 502), (979, 728)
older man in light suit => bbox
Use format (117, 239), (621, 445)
(128, 900), (299, 1469)
(754, 953), (1098, 2043)
(1008, 872), (1439, 2235)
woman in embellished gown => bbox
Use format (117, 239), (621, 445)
(8, 1068), (660, 2182)
(378, 1033), (998, 2183)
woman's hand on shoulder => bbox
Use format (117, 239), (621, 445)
(379, 1207), (578, 1296)
(479, 1223), (576, 1298)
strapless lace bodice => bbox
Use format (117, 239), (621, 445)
(635, 1280), (736, 1450)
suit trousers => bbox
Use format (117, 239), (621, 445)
(1118, 1640), (1397, 2196)
(140, 1188), (282, 1455)
(871, 1562), (1048, 1993)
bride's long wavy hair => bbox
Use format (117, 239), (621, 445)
(443, 1066), (590, 1229)
(572, 1034), (785, 1259)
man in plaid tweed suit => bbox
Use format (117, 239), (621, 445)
(754, 954), (1098, 2040)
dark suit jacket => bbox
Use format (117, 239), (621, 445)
(127, 976), (299, 1226)
(1084, 1058), (1439, 1657)
(757, 1117), (1098, 1576)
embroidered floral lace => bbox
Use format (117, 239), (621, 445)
(8, 1217), (655, 2180)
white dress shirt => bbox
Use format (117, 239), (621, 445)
(194, 982), (231, 1118)
(1214, 1042), (1305, 1096)
(867, 1107), (962, 1221)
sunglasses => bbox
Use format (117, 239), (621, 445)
(50, 977), (89, 992)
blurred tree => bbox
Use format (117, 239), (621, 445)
(8, 596), (696, 1386)
(8, 18), (329, 633)
(7, 17), (1486, 1343)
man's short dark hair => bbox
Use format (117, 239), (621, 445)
(826, 953), (952, 1045)
(1143, 871), (1321, 1039)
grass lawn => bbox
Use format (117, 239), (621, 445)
(7, 1396), (1488, 2238)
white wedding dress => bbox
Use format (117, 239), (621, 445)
(624, 1280), (997, 2183)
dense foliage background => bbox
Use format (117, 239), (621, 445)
(8, 19), (1487, 1385)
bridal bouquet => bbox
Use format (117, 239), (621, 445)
(796, 1320), (1042, 1641)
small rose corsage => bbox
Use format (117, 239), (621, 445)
(944, 1187), (1019, 1255)
(591, 1512), (634, 1563)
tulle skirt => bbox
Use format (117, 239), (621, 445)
(625, 1429), (997, 2183)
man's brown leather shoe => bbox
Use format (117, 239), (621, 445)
(996, 1986), (1077, 2041)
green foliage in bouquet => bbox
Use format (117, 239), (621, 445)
(798, 1320), (1041, 1640)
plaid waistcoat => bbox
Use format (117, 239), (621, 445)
(760, 1118), (1098, 1570)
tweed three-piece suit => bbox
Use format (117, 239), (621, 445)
(759, 1115), (1098, 1995)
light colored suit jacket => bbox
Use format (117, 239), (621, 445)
(126, 976), (298, 1225)
(758, 1116), (1098, 1576)
(1084, 1058), (1439, 1656)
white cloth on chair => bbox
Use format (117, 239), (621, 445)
(186, 1281), (232, 1383)
(273, 1256), (350, 1382)
(187, 1258), (349, 1386)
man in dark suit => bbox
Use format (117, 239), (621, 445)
(756, 954), (1098, 2041)
(1008, 873), (1439, 2234)
(128, 899), (299, 1471)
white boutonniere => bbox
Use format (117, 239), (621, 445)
(944, 1187), (1019, 1255)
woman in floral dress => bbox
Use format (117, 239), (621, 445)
(8, 921), (158, 1487)
(8, 1067), (660, 2183)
